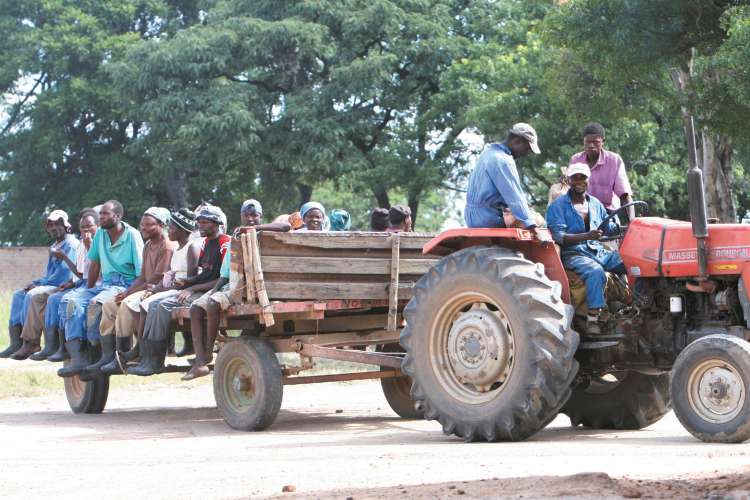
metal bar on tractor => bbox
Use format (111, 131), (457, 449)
(296, 342), (404, 368)
(283, 369), (402, 385)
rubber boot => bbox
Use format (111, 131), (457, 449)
(11, 339), (41, 360)
(47, 328), (69, 362)
(121, 339), (141, 364)
(81, 334), (115, 378)
(0, 325), (23, 358)
(174, 332), (194, 357)
(101, 337), (133, 375)
(30, 326), (59, 361)
(128, 340), (167, 377)
(57, 340), (88, 378)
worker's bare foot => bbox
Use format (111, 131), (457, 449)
(181, 364), (210, 381)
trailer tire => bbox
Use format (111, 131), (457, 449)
(379, 344), (423, 419)
(671, 334), (750, 443)
(563, 371), (670, 429)
(64, 358), (109, 414)
(401, 246), (579, 441)
(213, 337), (283, 431)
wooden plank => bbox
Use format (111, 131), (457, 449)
(387, 234), (400, 331)
(240, 234), (256, 303)
(247, 228), (275, 326)
(259, 231), (435, 251)
(265, 281), (416, 300)
(259, 256), (439, 275)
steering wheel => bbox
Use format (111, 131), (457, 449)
(596, 201), (649, 242)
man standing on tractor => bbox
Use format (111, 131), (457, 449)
(546, 163), (624, 336)
(464, 123), (550, 243)
(570, 122), (635, 221)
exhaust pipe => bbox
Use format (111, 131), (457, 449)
(684, 116), (709, 280)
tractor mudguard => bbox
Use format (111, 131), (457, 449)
(423, 228), (570, 304)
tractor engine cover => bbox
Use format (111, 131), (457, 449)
(620, 217), (750, 280)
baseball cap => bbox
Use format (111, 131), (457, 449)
(143, 206), (170, 226)
(196, 205), (226, 226)
(241, 198), (262, 215)
(509, 122), (541, 154)
(47, 209), (71, 228)
(566, 162), (591, 179)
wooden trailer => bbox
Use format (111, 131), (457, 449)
(63, 229), (445, 431)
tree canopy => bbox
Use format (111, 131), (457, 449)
(3, 0), (750, 244)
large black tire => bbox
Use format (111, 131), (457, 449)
(671, 334), (750, 443)
(63, 358), (110, 414)
(563, 371), (671, 429)
(401, 247), (579, 441)
(379, 344), (424, 419)
(213, 337), (283, 431)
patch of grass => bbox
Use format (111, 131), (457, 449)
(0, 288), (12, 351)
(0, 367), (64, 398)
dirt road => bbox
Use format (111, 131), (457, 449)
(1, 378), (749, 499)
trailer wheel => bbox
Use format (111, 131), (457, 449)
(401, 247), (579, 441)
(563, 371), (670, 429)
(213, 337), (283, 431)
(64, 359), (109, 414)
(379, 344), (423, 419)
(671, 334), (750, 443)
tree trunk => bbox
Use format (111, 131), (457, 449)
(373, 185), (390, 209)
(164, 168), (188, 208)
(297, 184), (313, 206)
(408, 193), (420, 230)
(700, 131), (736, 222)
(669, 61), (736, 223)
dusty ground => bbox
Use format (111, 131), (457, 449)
(1, 360), (750, 499)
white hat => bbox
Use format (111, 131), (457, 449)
(509, 122), (541, 154)
(46, 209), (71, 228)
(566, 162), (591, 179)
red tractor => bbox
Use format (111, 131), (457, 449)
(401, 136), (750, 443)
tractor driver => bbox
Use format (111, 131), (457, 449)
(546, 163), (624, 335)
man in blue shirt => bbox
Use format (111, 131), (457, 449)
(464, 123), (550, 243)
(58, 200), (144, 377)
(0, 210), (79, 359)
(546, 163), (624, 335)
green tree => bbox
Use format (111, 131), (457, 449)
(545, 0), (749, 222)
(0, 0), (204, 244)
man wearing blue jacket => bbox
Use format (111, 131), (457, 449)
(464, 122), (550, 243)
(1, 210), (79, 359)
(546, 163), (624, 335)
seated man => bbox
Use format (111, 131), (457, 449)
(546, 163), (624, 335)
(464, 122), (550, 243)
(86, 207), (174, 376)
(34, 208), (100, 361)
(58, 200), (144, 377)
(128, 205), (230, 376)
(0, 210), (79, 359)
(370, 208), (390, 231)
(183, 198), (290, 381)
(387, 205), (413, 233)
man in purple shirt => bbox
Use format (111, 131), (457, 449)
(569, 122), (635, 220)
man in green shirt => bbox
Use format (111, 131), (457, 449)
(58, 200), (144, 378)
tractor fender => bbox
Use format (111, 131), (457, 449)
(423, 228), (571, 304)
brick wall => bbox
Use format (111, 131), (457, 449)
(0, 247), (50, 291)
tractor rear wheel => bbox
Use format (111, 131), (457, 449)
(379, 343), (423, 419)
(563, 371), (671, 429)
(401, 246), (579, 441)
